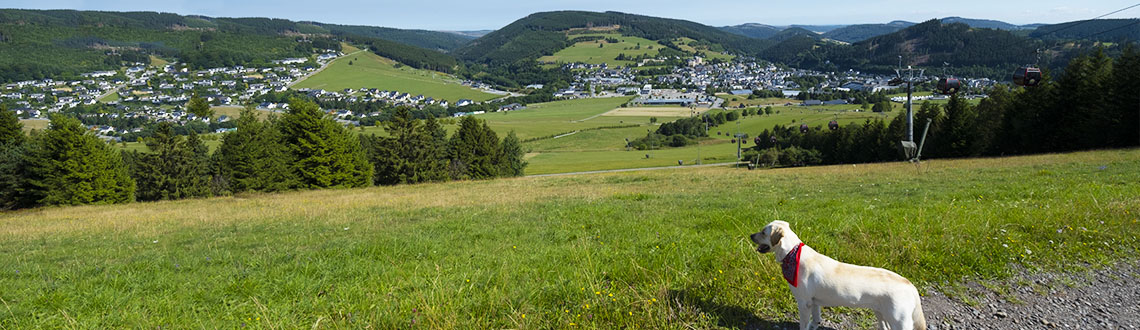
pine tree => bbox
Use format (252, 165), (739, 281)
(499, 130), (527, 177)
(1110, 45), (1140, 147)
(279, 98), (372, 189)
(383, 107), (434, 184)
(0, 105), (24, 146)
(131, 123), (212, 201)
(187, 94), (214, 119)
(0, 104), (28, 208)
(939, 93), (980, 157)
(421, 116), (450, 182)
(449, 116), (500, 179)
(216, 105), (295, 193)
(24, 115), (135, 206)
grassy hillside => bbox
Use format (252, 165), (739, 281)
(291, 49), (497, 102)
(0, 9), (469, 82)
(456, 11), (769, 65)
(1, 149), (1137, 328)
(538, 34), (660, 66)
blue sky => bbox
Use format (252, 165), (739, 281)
(3, 0), (1139, 31)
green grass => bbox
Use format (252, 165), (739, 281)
(538, 33), (661, 67)
(291, 49), (497, 102)
(18, 119), (49, 132)
(149, 55), (169, 67)
(674, 37), (735, 61)
(113, 135), (223, 153)
(98, 91), (121, 103)
(471, 97), (638, 140)
(212, 106), (275, 120)
(716, 95), (798, 108)
(1, 149), (1137, 328)
(512, 105), (901, 175)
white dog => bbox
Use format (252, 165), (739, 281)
(751, 220), (926, 330)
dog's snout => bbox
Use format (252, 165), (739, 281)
(750, 233), (759, 243)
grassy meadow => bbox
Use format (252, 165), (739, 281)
(291, 48), (497, 102)
(538, 33), (662, 67)
(1, 149), (1137, 328)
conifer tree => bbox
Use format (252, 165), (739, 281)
(0, 106), (28, 208)
(131, 123), (211, 201)
(421, 116), (450, 182)
(279, 98), (372, 188)
(383, 107), (433, 184)
(1110, 45), (1140, 148)
(0, 105), (24, 146)
(449, 116), (500, 180)
(187, 94), (214, 119)
(939, 93), (979, 157)
(499, 130), (527, 177)
(24, 115), (135, 206)
(216, 105), (295, 192)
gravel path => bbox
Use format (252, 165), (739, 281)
(923, 260), (1140, 330)
(749, 260), (1140, 329)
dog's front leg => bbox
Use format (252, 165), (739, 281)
(811, 303), (822, 327)
(797, 300), (815, 330)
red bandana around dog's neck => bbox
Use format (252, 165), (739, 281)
(781, 242), (806, 287)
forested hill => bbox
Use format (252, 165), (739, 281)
(454, 11), (770, 65)
(1030, 19), (1140, 41)
(0, 9), (469, 82)
(821, 21), (915, 43)
(316, 24), (474, 52)
(718, 23), (783, 39)
(760, 20), (1047, 77)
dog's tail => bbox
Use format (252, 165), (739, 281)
(912, 298), (927, 330)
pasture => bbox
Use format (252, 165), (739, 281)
(1, 148), (1136, 328)
(512, 101), (902, 175)
(291, 49), (497, 103)
(18, 119), (49, 132)
(538, 33), (662, 67)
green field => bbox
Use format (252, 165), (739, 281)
(1, 149), (1137, 328)
(18, 119), (50, 132)
(98, 91), (121, 103)
(472, 97), (642, 140)
(490, 99), (902, 174)
(674, 37), (735, 61)
(113, 135), (223, 153)
(291, 49), (498, 103)
(538, 33), (662, 67)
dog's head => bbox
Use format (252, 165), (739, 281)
(750, 220), (790, 253)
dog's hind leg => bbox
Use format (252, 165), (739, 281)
(875, 311), (889, 330)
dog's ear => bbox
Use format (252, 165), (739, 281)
(769, 225), (784, 247)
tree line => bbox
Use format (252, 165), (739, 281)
(745, 47), (1140, 167)
(0, 99), (527, 209)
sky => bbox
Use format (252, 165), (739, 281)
(3, 0), (1139, 31)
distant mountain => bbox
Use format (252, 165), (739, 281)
(1030, 19), (1140, 41)
(768, 27), (820, 42)
(455, 11), (770, 65)
(443, 30), (495, 38)
(719, 23), (783, 39)
(822, 21), (915, 43)
(940, 17), (1033, 30)
(760, 19), (1045, 77)
(787, 25), (848, 33)
(317, 24), (475, 52)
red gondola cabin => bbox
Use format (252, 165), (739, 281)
(1013, 66), (1043, 87)
(936, 77), (961, 95)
